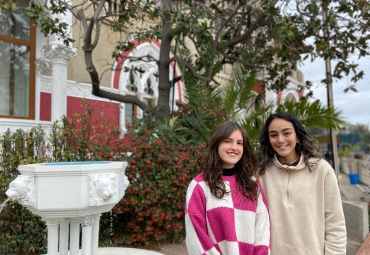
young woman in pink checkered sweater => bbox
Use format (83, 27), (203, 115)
(185, 121), (270, 255)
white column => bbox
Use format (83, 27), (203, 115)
(69, 218), (81, 255)
(44, 219), (60, 255)
(35, 60), (48, 121)
(43, 42), (76, 122)
(81, 216), (94, 255)
(59, 219), (69, 255)
(91, 214), (101, 255)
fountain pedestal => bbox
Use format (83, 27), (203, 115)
(6, 161), (129, 255)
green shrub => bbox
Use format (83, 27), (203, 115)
(0, 128), (48, 255)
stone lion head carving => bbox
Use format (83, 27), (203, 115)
(94, 175), (116, 200)
(6, 176), (29, 200)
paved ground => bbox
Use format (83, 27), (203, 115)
(152, 240), (188, 255)
(340, 173), (368, 202)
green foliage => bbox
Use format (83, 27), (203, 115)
(0, 128), (48, 255)
(26, 3), (74, 46)
(338, 142), (360, 157)
(276, 99), (345, 130)
(348, 124), (370, 154)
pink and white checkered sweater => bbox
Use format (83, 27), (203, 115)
(185, 174), (270, 255)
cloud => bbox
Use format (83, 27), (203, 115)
(299, 56), (370, 127)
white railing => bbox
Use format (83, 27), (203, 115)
(0, 118), (52, 135)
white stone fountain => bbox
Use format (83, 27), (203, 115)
(5, 161), (130, 255)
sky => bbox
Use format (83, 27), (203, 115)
(299, 56), (370, 127)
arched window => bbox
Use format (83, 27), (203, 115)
(113, 40), (183, 129)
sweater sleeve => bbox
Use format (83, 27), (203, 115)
(185, 179), (221, 255)
(324, 168), (347, 255)
(254, 183), (271, 255)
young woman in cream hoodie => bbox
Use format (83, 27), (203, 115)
(257, 112), (346, 255)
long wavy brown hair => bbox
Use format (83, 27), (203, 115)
(257, 112), (323, 174)
(202, 121), (258, 201)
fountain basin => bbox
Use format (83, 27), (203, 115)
(6, 161), (129, 219)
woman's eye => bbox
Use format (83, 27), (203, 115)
(270, 134), (277, 138)
(284, 132), (291, 136)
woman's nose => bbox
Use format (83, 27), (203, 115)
(231, 142), (237, 149)
(277, 134), (284, 142)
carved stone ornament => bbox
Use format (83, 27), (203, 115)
(81, 215), (95, 227)
(66, 84), (91, 98)
(6, 175), (35, 207)
(121, 174), (130, 196)
(91, 174), (117, 201)
(43, 218), (61, 228)
(40, 76), (52, 92)
(43, 42), (77, 64)
(35, 58), (50, 73)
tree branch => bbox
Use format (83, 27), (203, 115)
(222, 53), (262, 68)
(227, 12), (267, 47)
(170, 57), (212, 82)
(92, 89), (158, 115)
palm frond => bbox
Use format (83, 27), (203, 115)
(277, 99), (345, 130)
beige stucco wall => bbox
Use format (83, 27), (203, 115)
(68, 24), (124, 87)
(67, 0), (132, 88)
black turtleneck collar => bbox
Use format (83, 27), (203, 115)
(222, 166), (236, 176)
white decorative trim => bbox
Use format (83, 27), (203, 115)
(35, 58), (50, 73)
(39, 75), (120, 102)
(40, 76), (52, 92)
(44, 219), (62, 227)
(5, 175), (35, 207)
(0, 118), (52, 136)
(43, 42), (77, 65)
(81, 215), (95, 227)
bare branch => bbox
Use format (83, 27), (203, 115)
(78, 9), (88, 31)
(92, 89), (158, 116)
(170, 57), (212, 82)
(127, 55), (159, 64)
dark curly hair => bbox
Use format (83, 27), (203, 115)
(202, 121), (258, 201)
(257, 112), (323, 174)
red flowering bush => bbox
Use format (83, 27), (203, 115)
(106, 102), (228, 247)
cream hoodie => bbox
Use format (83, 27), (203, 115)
(258, 155), (346, 255)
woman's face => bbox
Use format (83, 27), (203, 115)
(268, 118), (299, 163)
(218, 129), (244, 169)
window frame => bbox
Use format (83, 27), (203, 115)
(0, 21), (36, 120)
